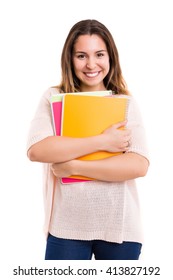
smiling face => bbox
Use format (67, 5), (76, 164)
(72, 34), (110, 92)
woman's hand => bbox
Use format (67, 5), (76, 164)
(100, 120), (131, 153)
(51, 161), (74, 178)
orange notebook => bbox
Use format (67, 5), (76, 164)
(61, 94), (128, 180)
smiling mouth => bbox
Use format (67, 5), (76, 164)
(84, 71), (100, 78)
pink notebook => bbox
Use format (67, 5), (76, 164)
(51, 100), (62, 135)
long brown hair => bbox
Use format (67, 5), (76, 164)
(57, 19), (129, 95)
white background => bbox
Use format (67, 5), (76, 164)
(0, 0), (173, 277)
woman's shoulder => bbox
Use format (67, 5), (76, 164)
(126, 94), (144, 122)
(40, 86), (62, 104)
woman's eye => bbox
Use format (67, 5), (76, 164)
(97, 52), (104, 58)
(77, 54), (86, 59)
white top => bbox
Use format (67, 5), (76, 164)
(27, 87), (149, 243)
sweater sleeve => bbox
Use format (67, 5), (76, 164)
(26, 88), (54, 151)
(126, 96), (149, 161)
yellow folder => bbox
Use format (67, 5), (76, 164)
(61, 94), (128, 180)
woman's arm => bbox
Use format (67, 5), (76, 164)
(28, 134), (105, 163)
(51, 152), (149, 182)
(27, 121), (131, 163)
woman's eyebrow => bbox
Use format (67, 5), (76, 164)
(74, 50), (107, 54)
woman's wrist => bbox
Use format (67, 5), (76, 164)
(70, 159), (81, 176)
(94, 134), (107, 151)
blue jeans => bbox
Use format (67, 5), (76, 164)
(45, 234), (142, 260)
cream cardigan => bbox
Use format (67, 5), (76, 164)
(27, 87), (149, 243)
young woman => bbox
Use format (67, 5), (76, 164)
(27, 19), (149, 260)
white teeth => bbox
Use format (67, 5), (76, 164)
(85, 72), (99, 77)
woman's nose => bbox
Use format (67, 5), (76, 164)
(86, 58), (96, 69)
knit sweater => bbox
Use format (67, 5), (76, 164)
(27, 87), (149, 243)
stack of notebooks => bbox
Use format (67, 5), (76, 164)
(51, 91), (128, 184)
